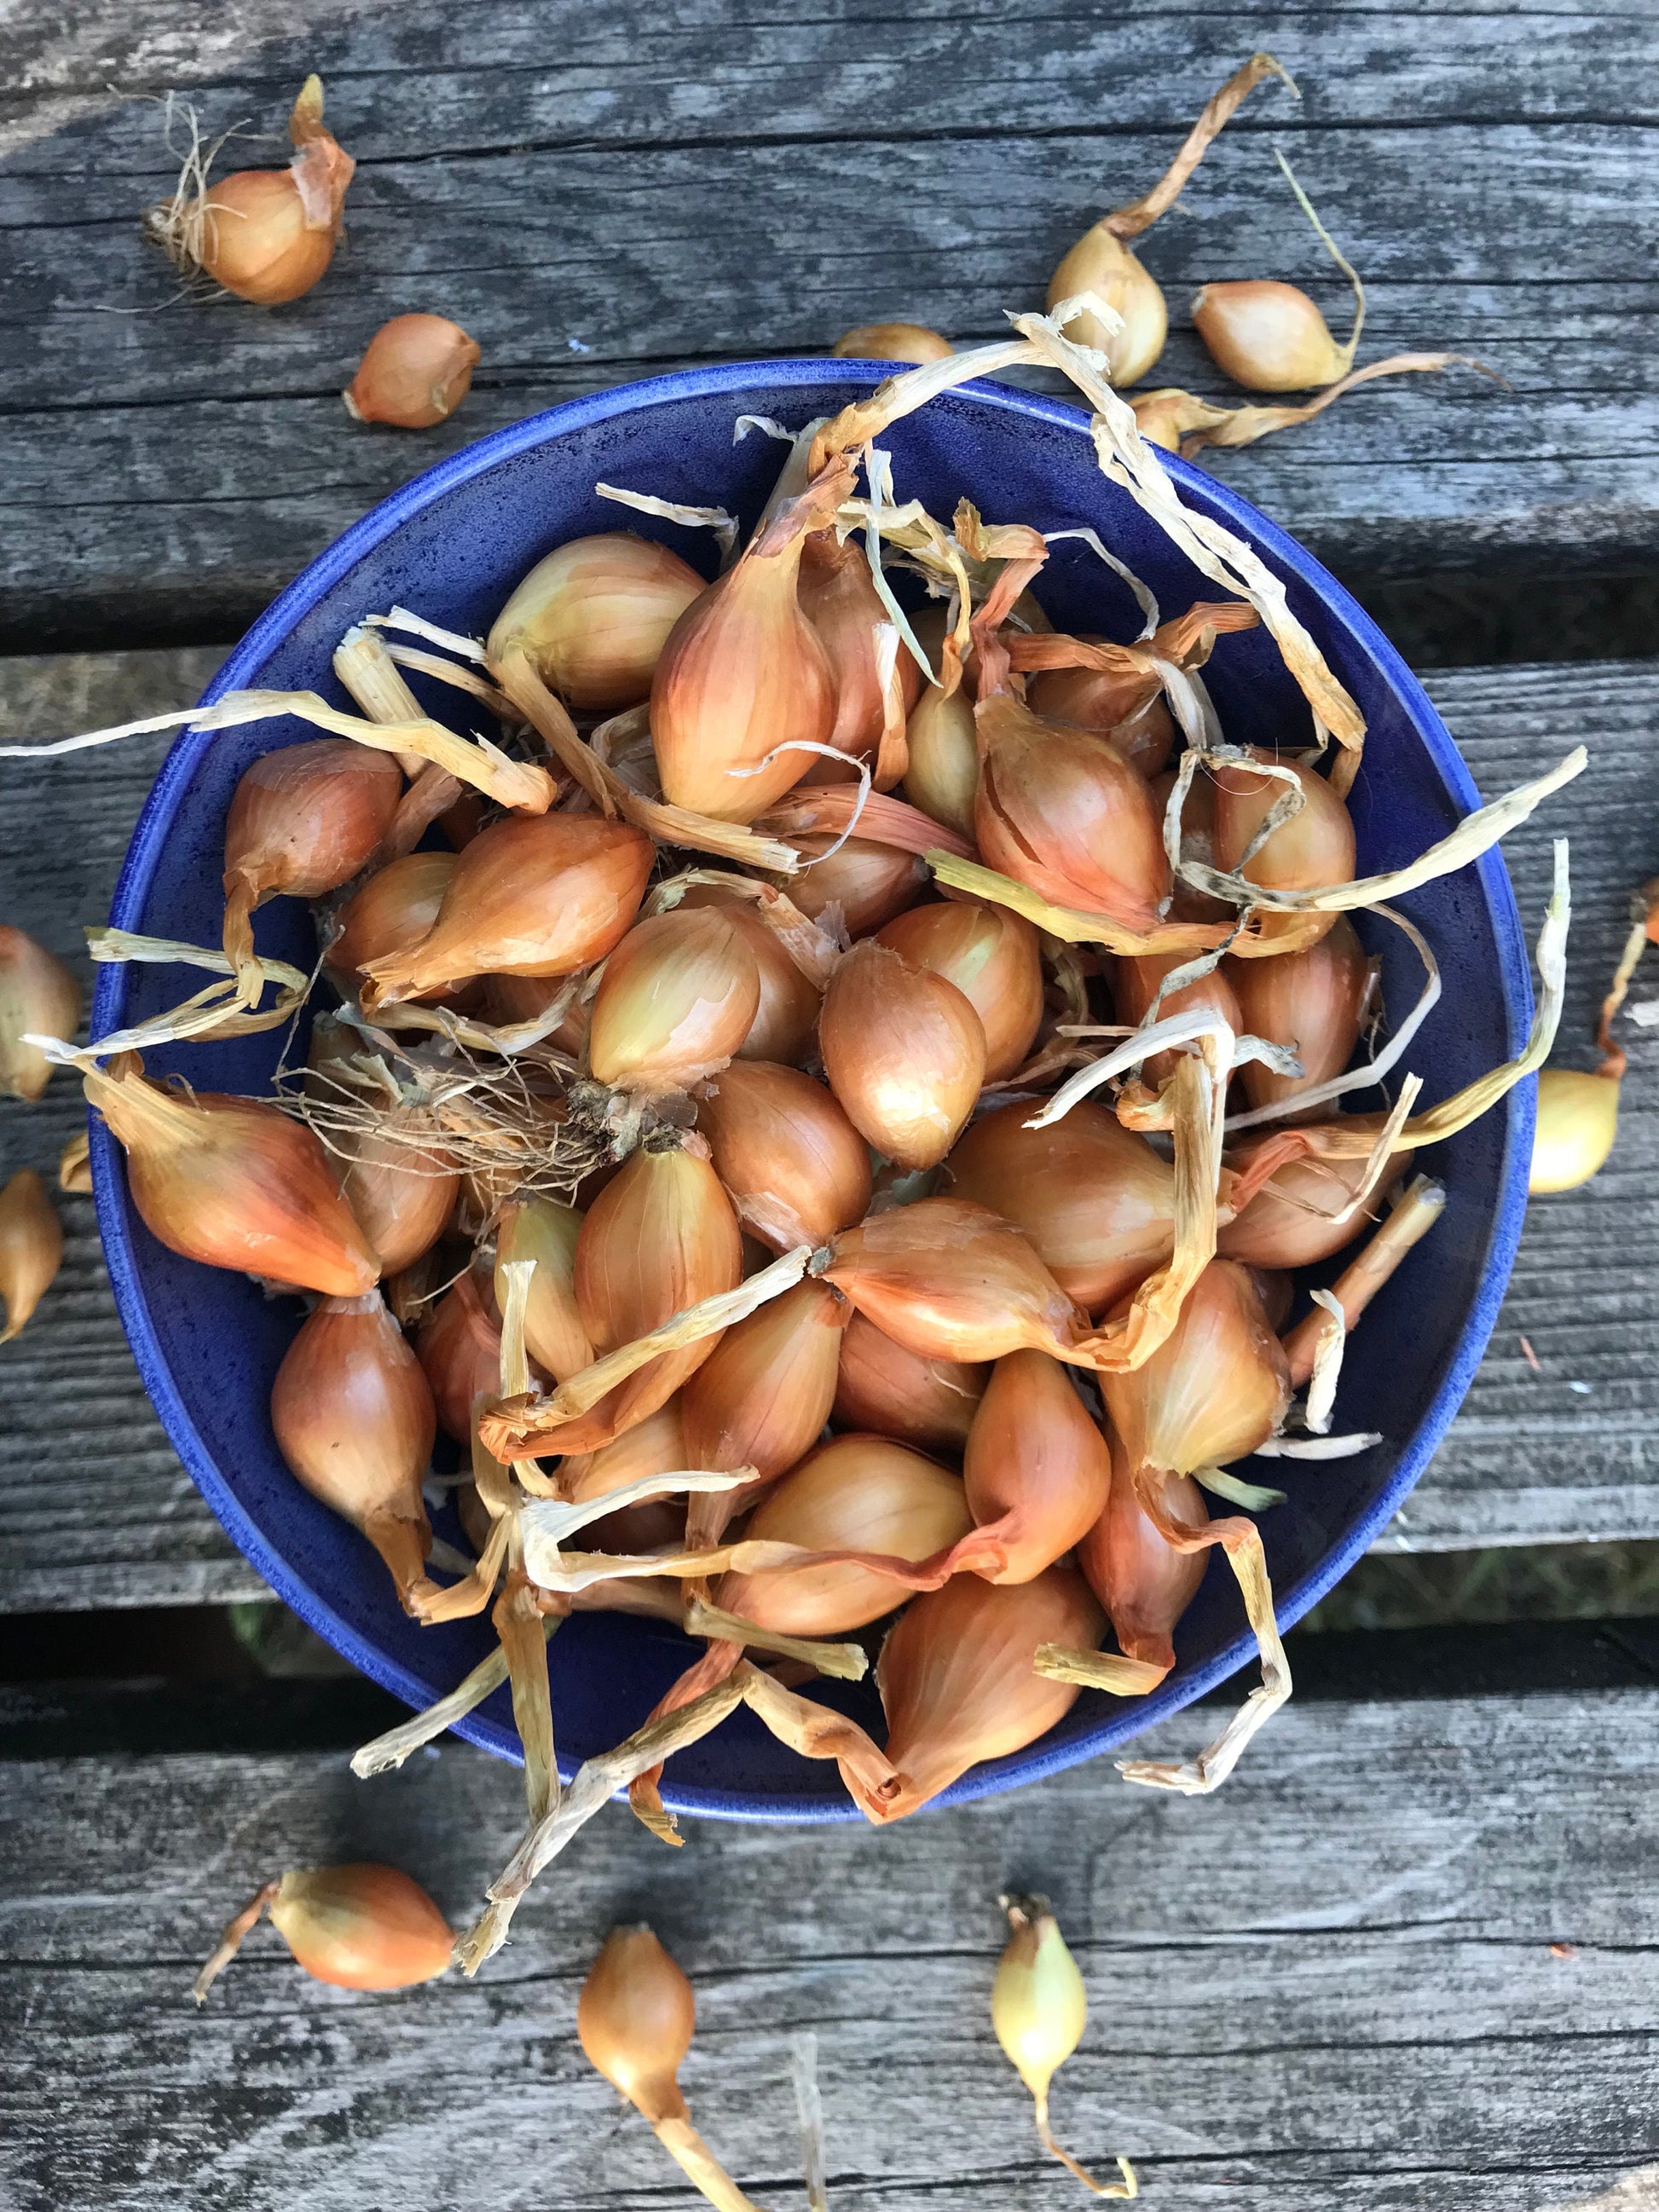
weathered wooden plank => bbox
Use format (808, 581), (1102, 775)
(0, 650), (1654, 1607)
(0, 1), (1654, 643)
(1, 1685), (1656, 2209)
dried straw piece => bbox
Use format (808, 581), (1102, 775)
(595, 481), (738, 563)
(764, 786), (975, 861)
(352, 1633), (538, 1776)
(367, 607), (487, 661)
(682, 1595), (869, 1680)
(1193, 1467), (1286, 1511)
(928, 851), (1231, 956)
(1282, 1175), (1447, 1389)
(1102, 55), (1298, 240)
(26, 929), (312, 1067)
(1149, 355), (1503, 459)
(1031, 1647), (1169, 1696)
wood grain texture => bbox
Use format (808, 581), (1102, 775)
(1, 1685), (1656, 2209)
(1, 1), (1655, 643)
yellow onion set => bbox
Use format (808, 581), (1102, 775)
(3, 274), (1591, 1987)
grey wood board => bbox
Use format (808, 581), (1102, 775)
(0, 650), (1654, 1610)
(1, 2), (1656, 642)
(2, 1686), (1656, 2210)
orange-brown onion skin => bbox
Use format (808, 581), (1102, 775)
(974, 694), (1170, 930)
(332, 1111), (460, 1276)
(1156, 765), (1234, 924)
(1192, 280), (1347, 393)
(267, 1865), (453, 1990)
(962, 1349), (1112, 1583)
(1217, 1150), (1403, 1269)
(360, 813), (655, 1002)
(870, 1567), (1106, 1822)
(677, 887), (822, 1064)
(876, 901), (1043, 1083)
(557, 1401), (693, 1552)
(1211, 755), (1356, 955)
(1026, 652), (1176, 779)
(944, 1100), (1176, 1314)
(344, 313), (480, 429)
(1226, 915), (1371, 1113)
(481, 971), (590, 1058)
(587, 908), (760, 1094)
(824, 1198), (1090, 1366)
(818, 940), (986, 1170)
(830, 321), (956, 363)
(418, 1263), (507, 1446)
(716, 1434), (972, 1636)
(224, 740), (402, 906)
(796, 534), (923, 776)
(489, 534), (707, 714)
(329, 852), (455, 994)
(901, 680), (980, 840)
(785, 835), (928, 938)
(195, 168), (338, 305)
(495, 1197), (592, 1383)
(1078, 1451), (1208, 1674)
(696, 1061), (872, 1250)
(680, 1278), (848, 1481)
(1251, 1267), (1295, 1335)
(1112, 949), (1244, 1089)
(832, 1310), (989, 1454)
(577, 1926), (692, 2122)
(1101, 1258), (1291, 1477)
(0, 927), (82, 1101)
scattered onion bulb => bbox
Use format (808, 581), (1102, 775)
(697, 1060), (872, 1250)
(496, 1197), (592, 1382)
(1217, 1148), (1396, 1268)
(833, 1311), (987, 1453)
(830, 321), (955, 362)
(328, 851), (456, 997)
(588, 908), (760, 1094)
(819, 939), (986, 1169)
(0, 1169), (62, 1343)
(678, 888), (822, 1065)
(1211, 754), (1355, 955)
(194, 1863), (452, 2002)
(360, 811), (654, 1005)
(1227, 915), (1371, 1112)
(784, 834), (929, 938)
(85, 1060), (379, 1296)
(1027, 648), (1176, 780)
(488, 534), (706, 714)
(826, 1198), (1091, 1366)
(877, 901), (1044, 1083)
(1194, 279), (1353, 393)
(0, 927), (81, 1100)
(270, 1289), (437, 1612)
(945, 1100), (1176, 1314)
(902, 679), (980, 840)
(147, 77), (356, 307)
(993, 1895), (1139, 2199)
(222, 739), (403, 979)
(332, 1108), (460, 1276)
(1529, 1068), (1620, 1194)
(419, 1261), (506, 1445)
(344, 313), (481, 428)
(1101, 1259), (1290, 1478)
(865, 1568), (1104, 1821)
(960, 1349), (1112, 1584)
(1078, 1448), (1208, 1676)
(1048, 228), (1168, 386)
(680, 1279), (849, 1539)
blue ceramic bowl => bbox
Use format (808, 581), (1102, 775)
(93, 361), (1533, 1822)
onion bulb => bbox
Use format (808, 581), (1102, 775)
(696, 1060), (872, 1250)
(488, 534), (705, 715)
(677, 887), (821, 1065)
(819, 940), (986, 1169)
(1194, 279), (1352, 393)
(798, 533), (922, 775)
(588, 908), (760, 1094)
(959, 1350), (1112, 1584)
(1530, 1067), (1620, 1193)
(680, 1279), (848, 1539)
(558, 1402), (693, 1555)
(0, 927), (81, 1100)
(1211, 754), (1355, 955)
(833, 1310), (987, 1453)
(877, 901), (1043, 1083)
(331, 1110), (459, 1277)
(902, 680), (980, 839)
(1217, 1149), (1395, 1269)
(994, 1896), (1138, 2198)
(328, 852), (455, 998)
(344, 314), (480, 428)
(194, 1863), (451, 2001)
(222, 739), (402, 982)
(1101, 1259), (1290, 1477)
(784, 835), (928, 939)
(945, 1100), (1176, 1314)
(826, 1198), (1091, 1366)
(0, 1170), (62, 1343)
(270, 1290), (437, 1612)
(85, 1060), (379, 1296)
(1227, 915), (1371, 1112)
(418, 1261), (506, 1445)
(360, 811), (654, 1005)
(830, 322), (955, 362)
(863, 1568), (1104, 1820)
(1047, 229), (1168, 386)
(1078, 1448), (1208, 1675)
(495, 1197), (592, 1382)
(1113, 950), (1244, 1090)
(1027, 648), (1176, 779)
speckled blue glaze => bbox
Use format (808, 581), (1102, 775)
(91, 361), (1533, 1822)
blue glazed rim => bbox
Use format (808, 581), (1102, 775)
(91, 359), (1535, 1822)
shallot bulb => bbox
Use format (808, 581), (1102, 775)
(359, 812), (654, 1005)
(222, 739), (403, 981)
(958, 1350), (1112, 1584)
(194, 1863), (452, 2001)
(1101, 1259), (1290, 1478)
(0, 1170), (62, 1343)
(1531, 1068), (1621, 1194)
(678, 888), (821, 1065)
(1227, 915), (1371, 1113)
(1027, 649), (1176, 779)
(495, 1198), (592, 1383)
(1078, 1449), (1208, 1675)
(945, 1100), (1176, 1314)
(798, 532), (922, 774)
(328, 852), (456, 997)
(877, 901), (1043, 1083)
(588, 908), (760, 1094)
(270, 1290), (437, 1611)
(993, 1896), (1139, 2199)
(344, 314), (480, 429)
(1194, 280), (1352, 393)
(147, 77), (356, 308)
(1211, 754), (1355, 955)
(419, 1262), (506, 1445)
(818, 939), (986, 1170)
(680, 1279), (849, 1538)
(975, 695), (1170, 930)
(85, 1060), (379, 1296)
(1113, 950), (1244, 1089)
(1217, 1149), (1396, 1268)
(825, 1198), (1091, 1366)
(696, 1060), (872, 1250)
(902, 680), (980, 840)
(784, 835), (928, 938)
(0, 927), (81, 1100)
(488, 534), (705, 714)
(863, 1568), (1105, 1820)
(1048, 228), (1168, 385)
(832, 1311), (989, 1453)
(331, 1110), (460, 1277)
(830, 322), (955, 362)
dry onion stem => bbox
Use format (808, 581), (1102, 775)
(1133, 354), (1501, 457)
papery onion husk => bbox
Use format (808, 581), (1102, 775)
(488, 533), (706, 715)
(587, 908), (761, 1094)
(419, 1261), (508, 1445)
(1227, 915), (1370, 1113)
(194, 1863), (452, 2002)
(819, 940), (986, 1170)
(861, 1568), (1105, 1821)
(833, 1309), (988, 1453)
(697, 1060), (872, 1250)
(1078, 1448), (1208, 1676)
(344, 313), (480, 429)
(85, 1059), (379, 1296)
(0, 927), (82, 1100)
(945, 1100), (1176, 1314)
(0, 1169), (62, 1343)
(957, 1349), (1112, 1584)
(975, 695), (1171, 932)
(59, 1130), (94, 1197)
(496, 1197), (593, 1382)
(902, 679), (980, 840)
(681, 1279), (849, 1541)
(332, 1108), (460, 1276)
(1101, 1258), (1290, 1478)
(831, 322), (955, 363)
(483, 971), (591, 1056)
(1217, 1148), (1401, 1268)
(784, 834), (928, 938)
(270, 1288), (438, 1612)
(677, 887), (822, 1064)
(798, 532), (922, 778)
(1113, 950), (1245, 1089)
(1211, 755), (1355, 955)
(223, 739), (403, 985)
(877, 900), (1043, 1083)
(328, 852), (456, 997)
(360, 811), (654, 1005)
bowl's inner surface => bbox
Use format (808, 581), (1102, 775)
(95, 366), (1529, 1819)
